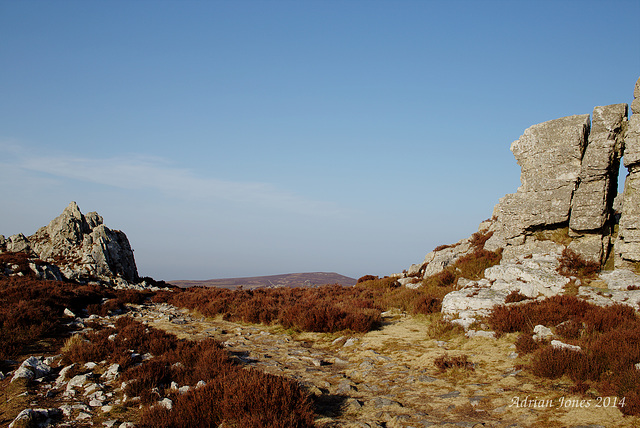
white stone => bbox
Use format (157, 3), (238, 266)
(343, 338), (359, 347)
(55, 364), (75, 387)
(551, 340), (581, 352)
(158, 398), (173, 410)
(101, 363), (120, 381)
(11, 356), (51, 382)
(442, 287), (509, 320)
(598, 269), (640, 290)
(77, 412), (92, 420)
(465, 330), (496, 339)
(66, 374), (89, 391)
(532, 325), (554, 341)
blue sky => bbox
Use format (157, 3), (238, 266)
(1, 0), (638, 281)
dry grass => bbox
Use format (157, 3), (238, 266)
(534, 227), (573, 246)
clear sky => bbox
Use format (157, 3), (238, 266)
(1, 0), (639, 281)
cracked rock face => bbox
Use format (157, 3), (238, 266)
(485, 114), (592, 250)
(615, 77), (640, 268)
(570, 104), (627, 233)
(1, 202), (139, 283)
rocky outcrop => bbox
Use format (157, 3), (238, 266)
(405, 77), (639, 282)
(615, 78), (640, 268)
(1, 202), (139, 283)
(483, 114), (590, 251)
(397, 76), (640, 323)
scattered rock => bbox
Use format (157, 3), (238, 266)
(11, 356), (51, 383)
(532, 325), (553, 342)
(551, 340), (582, 352)
(8, 408), (62, 428)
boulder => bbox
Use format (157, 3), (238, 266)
(421, 238), (473, 279)
(11, 356), (52, 383)
(532, 325), (553, 342)
(5, 233), (31, 253)
(551, 340), (581, 352)
(484, 253), (569, 298)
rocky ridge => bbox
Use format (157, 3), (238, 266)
(399, 77), (640, 326)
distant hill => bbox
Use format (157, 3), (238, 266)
(169, 272), (357, 290)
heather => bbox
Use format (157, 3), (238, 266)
(62, 317), (315, 427)
(488, 295), (640, 415)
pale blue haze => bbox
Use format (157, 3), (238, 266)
(1, 0), (639, 280)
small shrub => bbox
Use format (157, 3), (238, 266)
(504, 290), (530, 304)
(433, 244), (454, 252)
(434, 353), (474, 371)
(357, 274), (378, 283)
(529, 346), (574, 379)
(555, 319), (583, 340)
(557, 248), (600, 279)
(469, 230), (494, 249)
(515, 334), (539, 354)
(490, 295), (640, 415)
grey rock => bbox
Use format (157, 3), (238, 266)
(599, 269), (640, 290)
(28, 202), (139, 282)
(11, 356), (51, 383)
(6, 233), (31, 253)
(570, 104), (626, 234)
(532, 325), (553, 341)
(616, 112), (640, 267)
(486, 114), (590, 251)
(158, 398), (173, 410)
(370, 396), (402, 408)
(8, 408), (62, 428)
(551, 340), (581, 352)
(632, 77), (640, 114)
(437, 390), (461, 399)
(421, 239), (473, 279)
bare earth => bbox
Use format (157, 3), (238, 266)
(130, 302), (639, 428)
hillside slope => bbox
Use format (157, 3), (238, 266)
(170, 271), (357, 289)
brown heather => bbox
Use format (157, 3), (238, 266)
(61, 315), (315, 426)
(434, 353), (474, 371)
(0, 275), (106, 364)
(504, 290), (530, 304)
(488, 295), (640, 415)
(557, 247), (601, 278)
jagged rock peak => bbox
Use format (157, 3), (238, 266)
(2, 202), (139, 283)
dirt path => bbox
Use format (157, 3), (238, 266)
(129, 302), (639, 428)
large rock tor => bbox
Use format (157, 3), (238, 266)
(2, 202), (139, 282)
